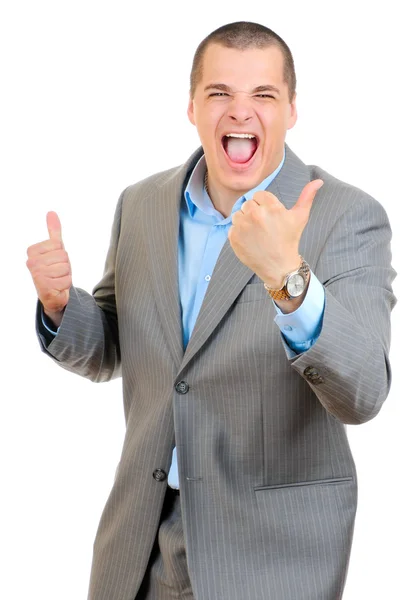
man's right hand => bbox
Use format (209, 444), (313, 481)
(26, 211), (72, 328)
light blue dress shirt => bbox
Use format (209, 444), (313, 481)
(41, 150), (325, 490)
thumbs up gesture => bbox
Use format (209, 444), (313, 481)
(26, 212), (72, 326)
(228, 179), (324, 288)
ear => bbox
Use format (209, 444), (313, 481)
(187, 96), (196, 126)
(287, 92), (298, 131)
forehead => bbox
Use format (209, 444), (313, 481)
(199, 43), (286, 90)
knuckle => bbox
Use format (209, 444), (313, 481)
(253, 191), (265, 201)
(26, 257), (34, 269)
(27, 243), (42, 257)
(50, 239), (63, 251)
(45, 240), (61, 253)
(58, 280), (71, 294)
(251, 209), (262, 223)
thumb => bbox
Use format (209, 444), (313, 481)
(293, 179), (324, 217)
(46, 211), (63, 245)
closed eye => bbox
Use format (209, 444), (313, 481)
(209, 92), (275, 99)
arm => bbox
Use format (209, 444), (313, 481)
(287, 196), (396, 424)
(35, 191), (125, 383)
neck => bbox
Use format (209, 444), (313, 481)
(204, 170), (246, 218)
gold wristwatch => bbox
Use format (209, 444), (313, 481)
(264, 257), (310, 301)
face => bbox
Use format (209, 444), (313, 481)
(188, 43), (297, 197)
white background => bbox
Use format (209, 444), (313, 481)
(1, 1), (408, 598)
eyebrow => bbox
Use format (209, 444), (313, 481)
(204, 83), (281, 95)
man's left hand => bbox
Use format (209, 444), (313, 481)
(228, 179), (324, 289)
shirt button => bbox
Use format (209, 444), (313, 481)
(152, 468), (167, 482)
(205, 275), (211, 281)
(283, 325), (293, 331)
(175, 381), (189, 394)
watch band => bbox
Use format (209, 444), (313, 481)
(264, 257), (310, 301)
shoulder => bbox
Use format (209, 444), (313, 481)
(122, 165), (185, 204)
(119, 147), (204, 208)
(307, 164), (389, 224)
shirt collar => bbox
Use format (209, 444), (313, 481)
(184, 149), (286, 223)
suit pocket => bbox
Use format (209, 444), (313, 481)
(254, 476), (353, 491)
(254, 477), (357, 597)
(236, 282), (269, 304)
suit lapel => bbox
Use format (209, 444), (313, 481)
(143, 149), (203, 368)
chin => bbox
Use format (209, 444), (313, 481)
(222, 164), (263, 186)
(221, 175), (260, 196)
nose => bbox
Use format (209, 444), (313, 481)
(227, 93), (253, 124)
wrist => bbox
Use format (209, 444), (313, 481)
(262, 256), (301, 290)
(274, 271), (311, 313)
(264, 256), (310, 304)
(43, 307), (65, 328)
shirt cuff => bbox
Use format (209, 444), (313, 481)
(41, 308), (59, 336)
(273, 271), (325, 348)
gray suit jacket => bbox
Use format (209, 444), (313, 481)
(37, 145), (396, 600)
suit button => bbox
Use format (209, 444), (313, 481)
(175, 381), (189, 394)
(153, 468), (167, 482)
(304, 366), (318, 377)
(304, 366), (324, 384)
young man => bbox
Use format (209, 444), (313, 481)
(27, 21), (396, 600)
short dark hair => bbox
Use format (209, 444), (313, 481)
(190, 21), (296, 102)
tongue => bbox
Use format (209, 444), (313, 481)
(225, 137), (256, 163)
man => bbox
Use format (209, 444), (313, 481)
(27, 21), (396, 600)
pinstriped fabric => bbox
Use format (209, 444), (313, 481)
(36, 144), (396, 600)
(137, 489), (194, 599)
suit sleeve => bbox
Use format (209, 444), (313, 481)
(287, 194), (397, 424)
(35, 190), (125, 383)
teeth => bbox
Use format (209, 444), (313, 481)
(225, 133), (256, 139)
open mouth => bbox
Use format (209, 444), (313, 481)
(222, 133), (259, 165)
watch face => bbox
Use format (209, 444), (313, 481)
(287, 273), (305, 297)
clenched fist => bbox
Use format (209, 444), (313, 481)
(26, 212), (72, 327)
(228, 179), (324, 288)
(227, 179), (324, 312)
